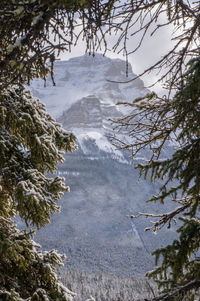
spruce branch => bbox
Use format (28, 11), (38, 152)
(130, 199), (192, 233)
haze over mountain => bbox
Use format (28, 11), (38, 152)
(29, 53), (176, 276)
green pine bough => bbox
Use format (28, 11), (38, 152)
(113, 57), (200, 301)
(0, 85), (77, 300)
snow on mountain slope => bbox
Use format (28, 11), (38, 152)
(30, 53), (148, 159)
(31, 53), (147, 119)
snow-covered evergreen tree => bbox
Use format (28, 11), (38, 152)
(1, 1), (79, 300)
(0, 69), (77, 300)
(0, 0), (118, 299)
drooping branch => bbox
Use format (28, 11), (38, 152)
(130, 198), (192, 233)
(1, 1), (200, 91)
(144, 279), (200, 301)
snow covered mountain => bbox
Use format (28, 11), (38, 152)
(31, 53), (146, 118)
(30, 54), (176, 276)
(30, 53), (147, 163)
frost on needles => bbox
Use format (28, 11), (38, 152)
(0, 85), (77, 300)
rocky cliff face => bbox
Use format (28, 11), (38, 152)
(29, 54), (176, 276)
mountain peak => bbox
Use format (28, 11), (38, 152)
(66, 52), (111, 65)
(30, 53), (148, 119)
(30, 53), (148, 161)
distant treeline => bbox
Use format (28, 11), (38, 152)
(60, 268), (157, 301)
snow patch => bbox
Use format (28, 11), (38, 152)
(73, 128), (128, 164)
(30, 53), (148, 119)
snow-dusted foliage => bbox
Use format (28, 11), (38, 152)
(0, 218), (76, 301)
(0, 0), (110, 299)
(0, 1), (81, 296)
(0, 84), (76, 300)
(0, 86), (76, 227)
